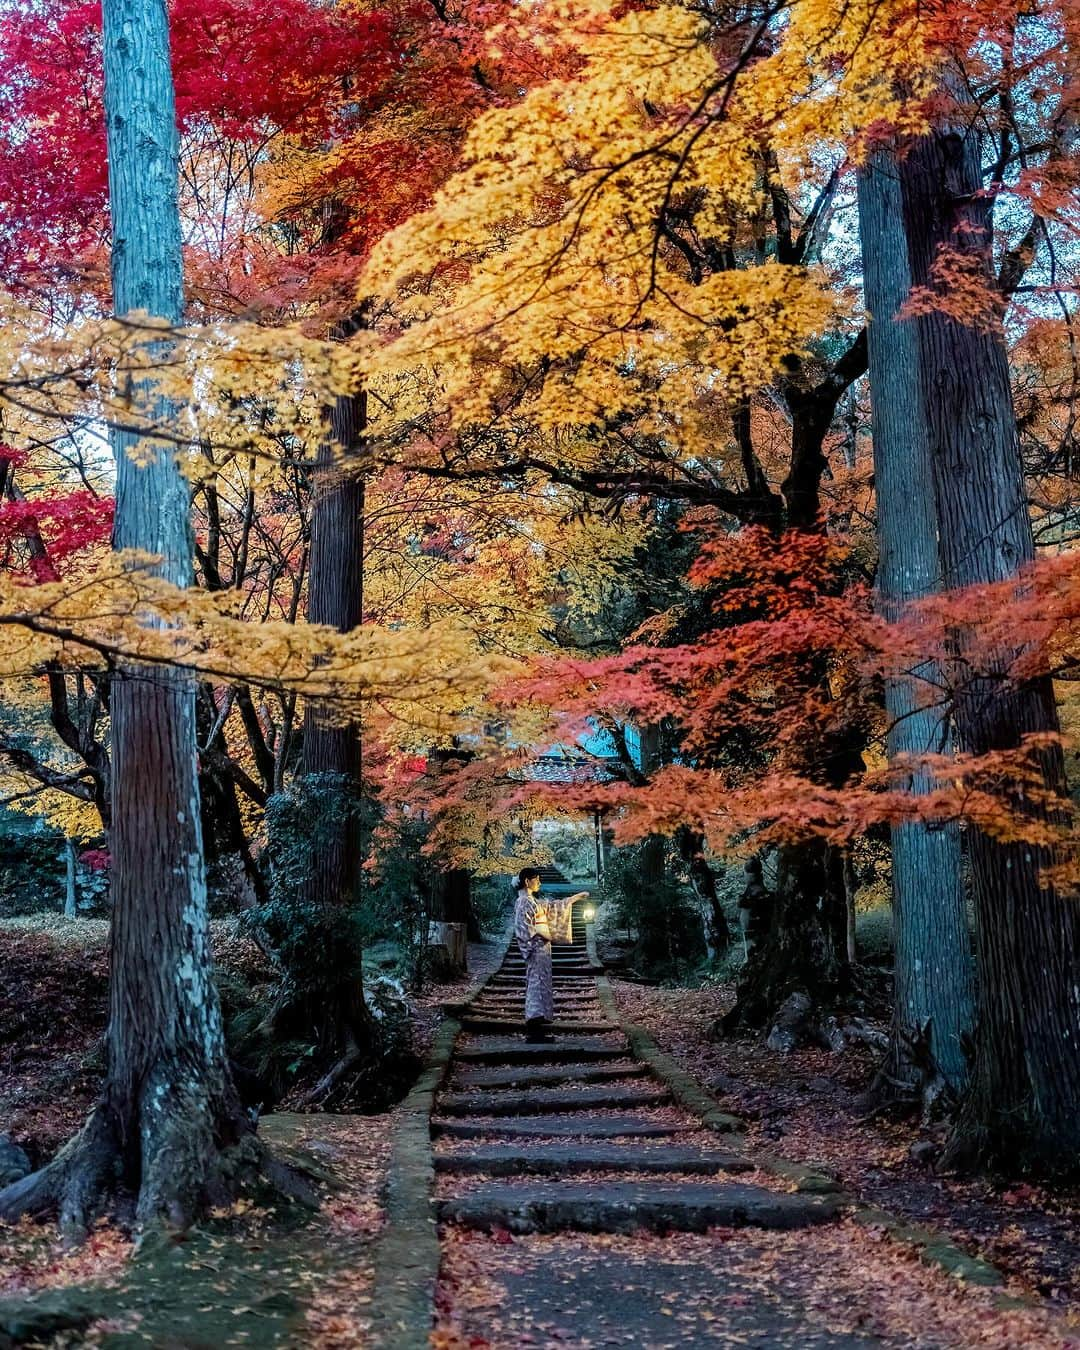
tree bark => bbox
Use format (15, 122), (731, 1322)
(636, 724), (669, 893)
(899, 108), (1080, 1171)
(676, 827), (731, 956)
(857, 149), (974, 1098)
(725, 839), (851, 1034)
(427, 745), (480, 949)
(0, 0), (258, 1233)
(63, 837), (77, 919)
(292, 388), (369, 1056)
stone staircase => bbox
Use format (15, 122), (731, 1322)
(432, 908), (844, 1236)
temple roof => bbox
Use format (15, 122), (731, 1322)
(520, 753), (623, 785)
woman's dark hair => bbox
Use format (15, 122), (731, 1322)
(517, 867), (541, 889)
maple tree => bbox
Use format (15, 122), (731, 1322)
(361, 0), (887, 1028)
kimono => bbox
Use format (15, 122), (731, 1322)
(514, 886), (575, 1022)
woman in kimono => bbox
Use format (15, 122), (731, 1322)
(514, 867), (590, 1043)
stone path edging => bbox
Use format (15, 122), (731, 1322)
(595, 975), (744, 1136)
(367, 941), (509, 1349)
(366, 1015), (456, 1350)
(595, 971), (1017, 1296)
(851, 1205), (1004, 1288)
(372, 938), (1014, 1347)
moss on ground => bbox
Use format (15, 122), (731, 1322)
(0, 1114), (388, 1349)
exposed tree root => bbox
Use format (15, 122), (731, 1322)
(857, 1019), (956, 1125)
(0, 1080), (322, 1242)
(232, 984), (418, 1114)
(301, 1041), (364, 1108)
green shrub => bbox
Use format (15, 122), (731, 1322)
(255, 775), (371, 1000)
(600, 841), (707, 980)
(471, 876), (512, 935)
(0, 812), (68, 916)
(855, 904), (894, 964)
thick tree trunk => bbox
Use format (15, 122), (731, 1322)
(105, 669), (251, 1225)
(427, 745), (480, 949)
(857, 151), (974, 1099)
(0, 0), (263, 1233)
(899, 111), (1080, 1171)
(724, 670), (865, 1038)
(724, 838), (850, 1035)
(636, 723), (669, 894)
(431, 868), (474, 927)
(292, 389), (369, 1057)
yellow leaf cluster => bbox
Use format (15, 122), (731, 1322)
(362, 0), (936, 469)
(0, 556), (515, 743)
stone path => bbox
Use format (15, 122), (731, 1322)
(434, 915), (841, 1239)
(429, 915), (857, 1344)
(405, 918), (1079, 1348)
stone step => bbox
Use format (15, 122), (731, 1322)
(503, 953), (590, 962)
(459, 1017), (612, 1036)
(483, 982), (593, 991)
(506, 943), (588, 952)
(502, 961), (593, 971)
(437, 1082), (670, 1117)
(486, 978), (596, 990)
(502, 957), (591, 966)
(502, 958), (591, 966)
(471, 1009), (602, 1019)
(492, 966), (593, 974)
(503, 947), (589, 954)
(461, 992), (600, 1004)
(466, 1007), (602, 1022)
(482, 975), (596, 984)
(498, 972), (594, 980)
(483, 987), (596, 997)
(478, 986), (597, 997)
(482, 989), (596, 998)
(452, 1061), (646, 1090)
(473, 994), (600, 1004)
(438, 1181), (843, 1235)
(498, 973), (595, 982)
(434, 1142), (754, 1178)
(433, 1114), (696, 1141)
(454, 1038), (629, 1065)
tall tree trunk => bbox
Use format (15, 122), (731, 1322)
(427, 745), (480, 949)
(637, 723), (668, 893)
(857, 150), (974, 1098)
(724, 338), (869, 1037)
(195, 689), (271, 916)
(899, 108), (1080, 1171)
(0, 0), (255, 1233)
(295, 389), (368, 1056)
(63, 837), (77, 919)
